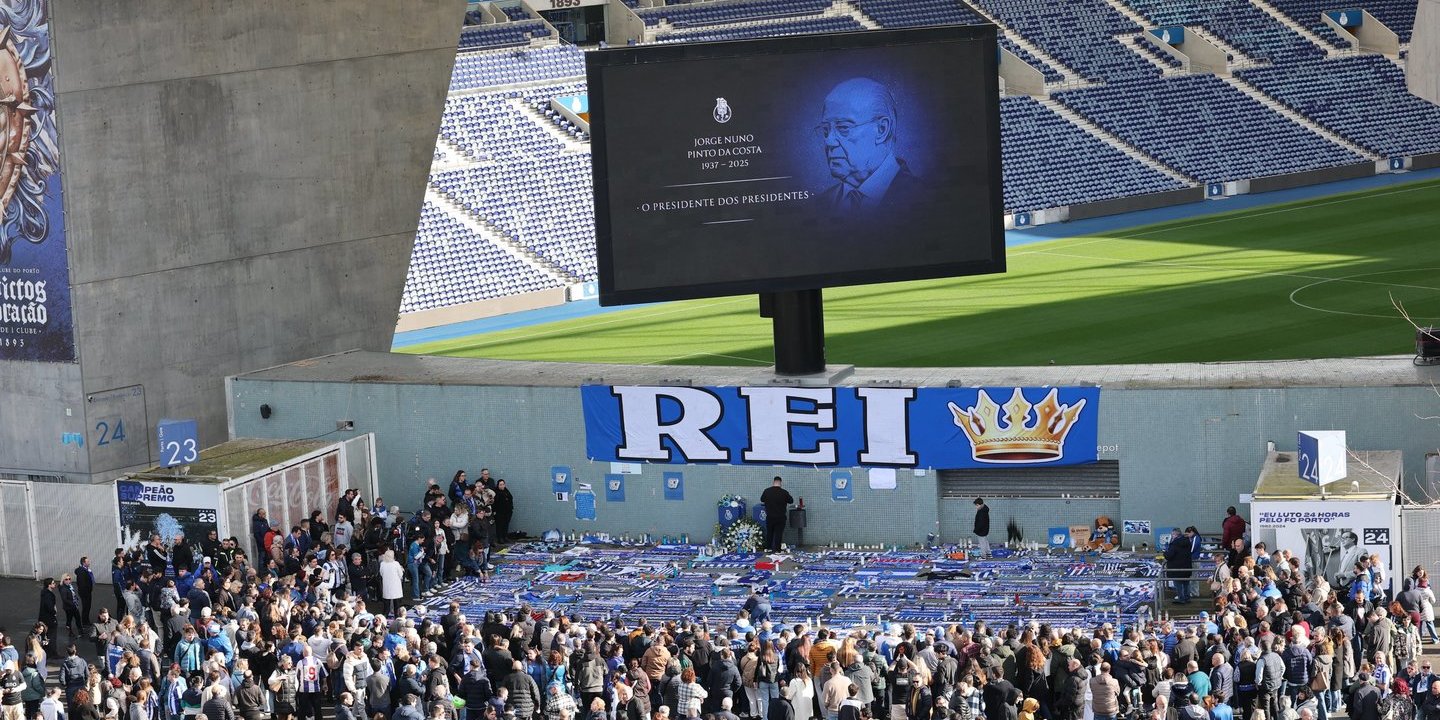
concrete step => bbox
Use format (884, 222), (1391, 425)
(1221, 75), (1380, 160)
(1039, 97), (1199, 185)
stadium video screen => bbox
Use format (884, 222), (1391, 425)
(587, 26), (1004, 306)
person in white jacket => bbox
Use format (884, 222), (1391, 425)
(379, 551), (405, 616)
(788, 665), (816, 720)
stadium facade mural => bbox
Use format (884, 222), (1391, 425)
(582, 385), (1100, 469)
(0, 0), (70, 362)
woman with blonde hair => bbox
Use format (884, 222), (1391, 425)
(838, 638), (860, 670)
(26, 623), (47, 678)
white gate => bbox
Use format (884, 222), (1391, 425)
(0, 481), (39, 579)
(1400, 505), (1440, 582)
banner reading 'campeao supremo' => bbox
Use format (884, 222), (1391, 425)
(581, 385), (1100, 469)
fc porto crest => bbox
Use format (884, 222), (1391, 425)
(713, 97), (732, 124)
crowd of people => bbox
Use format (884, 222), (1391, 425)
(0, 496), (1435, 720)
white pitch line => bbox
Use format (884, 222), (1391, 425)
(643, 350), (771, 366)
(1029, 249), (1440, 292)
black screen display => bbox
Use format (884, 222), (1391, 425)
(588, 26), (1004, 305)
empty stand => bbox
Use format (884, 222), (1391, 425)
(636, 0), (832, 27)
(449, 45), (585, 92)
(655, 16), (864, 42)
(1055, 74), (1363, 183)
(1122, 0), (1329, 62)
(1266, 0), (1416, 41)
(1001, 96), (1191, 212)
(1238, 55), (1440, 156)
(401, 201), (563, 312)
(459, 21), (552, 51)
(969, 0), (1160, 81)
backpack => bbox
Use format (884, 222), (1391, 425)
(1392, 625), (1411, 666)
(756, 659), (776, 684)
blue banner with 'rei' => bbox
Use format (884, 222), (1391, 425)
(582, 385), (1101, 469)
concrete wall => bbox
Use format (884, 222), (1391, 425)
(0, 0), (467, 482)
(1248, 162), (1375, 193)
(1410, 0), (1440, 105)
(228, 372), (1440, 546)
(0, 362), (86, 480)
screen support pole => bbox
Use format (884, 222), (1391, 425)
(770, 289), (825, 375)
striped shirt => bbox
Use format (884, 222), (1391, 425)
(297, 656), (326, 694)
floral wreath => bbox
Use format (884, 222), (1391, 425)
(713, 518), (764, 552)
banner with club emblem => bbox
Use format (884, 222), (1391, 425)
(581, 385), (1100, 469)
(0, 1), (73, 361)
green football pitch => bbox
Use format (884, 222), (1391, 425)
(401, 179), (1440, 367)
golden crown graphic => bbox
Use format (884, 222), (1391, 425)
(947, 388), (1087, 463)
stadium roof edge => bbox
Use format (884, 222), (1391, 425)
(230, 349), (1440, 390)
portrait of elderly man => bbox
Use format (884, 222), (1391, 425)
(814, 77), (924, 214)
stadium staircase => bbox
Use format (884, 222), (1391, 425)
(1247, 0), (1353, 55)
(1035, 98), (1200, 185)
(512, 96), (591, 153)
(958, 0), (1086, 85)
(1188, 25), (1265, 67)
(425, 188), (581, 285)
(1221, 75), (1382, 160)
(833, 0), (882, 29)
(1098, 0), (1163, 34)
(1115, 33), (1189, 75)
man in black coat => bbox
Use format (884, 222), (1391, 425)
(706, 649), (742, 713)
(981, 675), (1018, 720)
(250, 509), (270, 561)
(202, 684), (238, 720)
(1057, 658), (1088, 720)
(973, 498), (991, 557)
(769, 686), (796, 720)
(931, 644), (958, 704)
(1165, 528), (1196, 604)
(396, 667), (426, 707)
(462, 666), (493, 716)
(74, 557), (95, 628)
(760, 477), (794, 553)
(1349, 673), (1381, 720)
